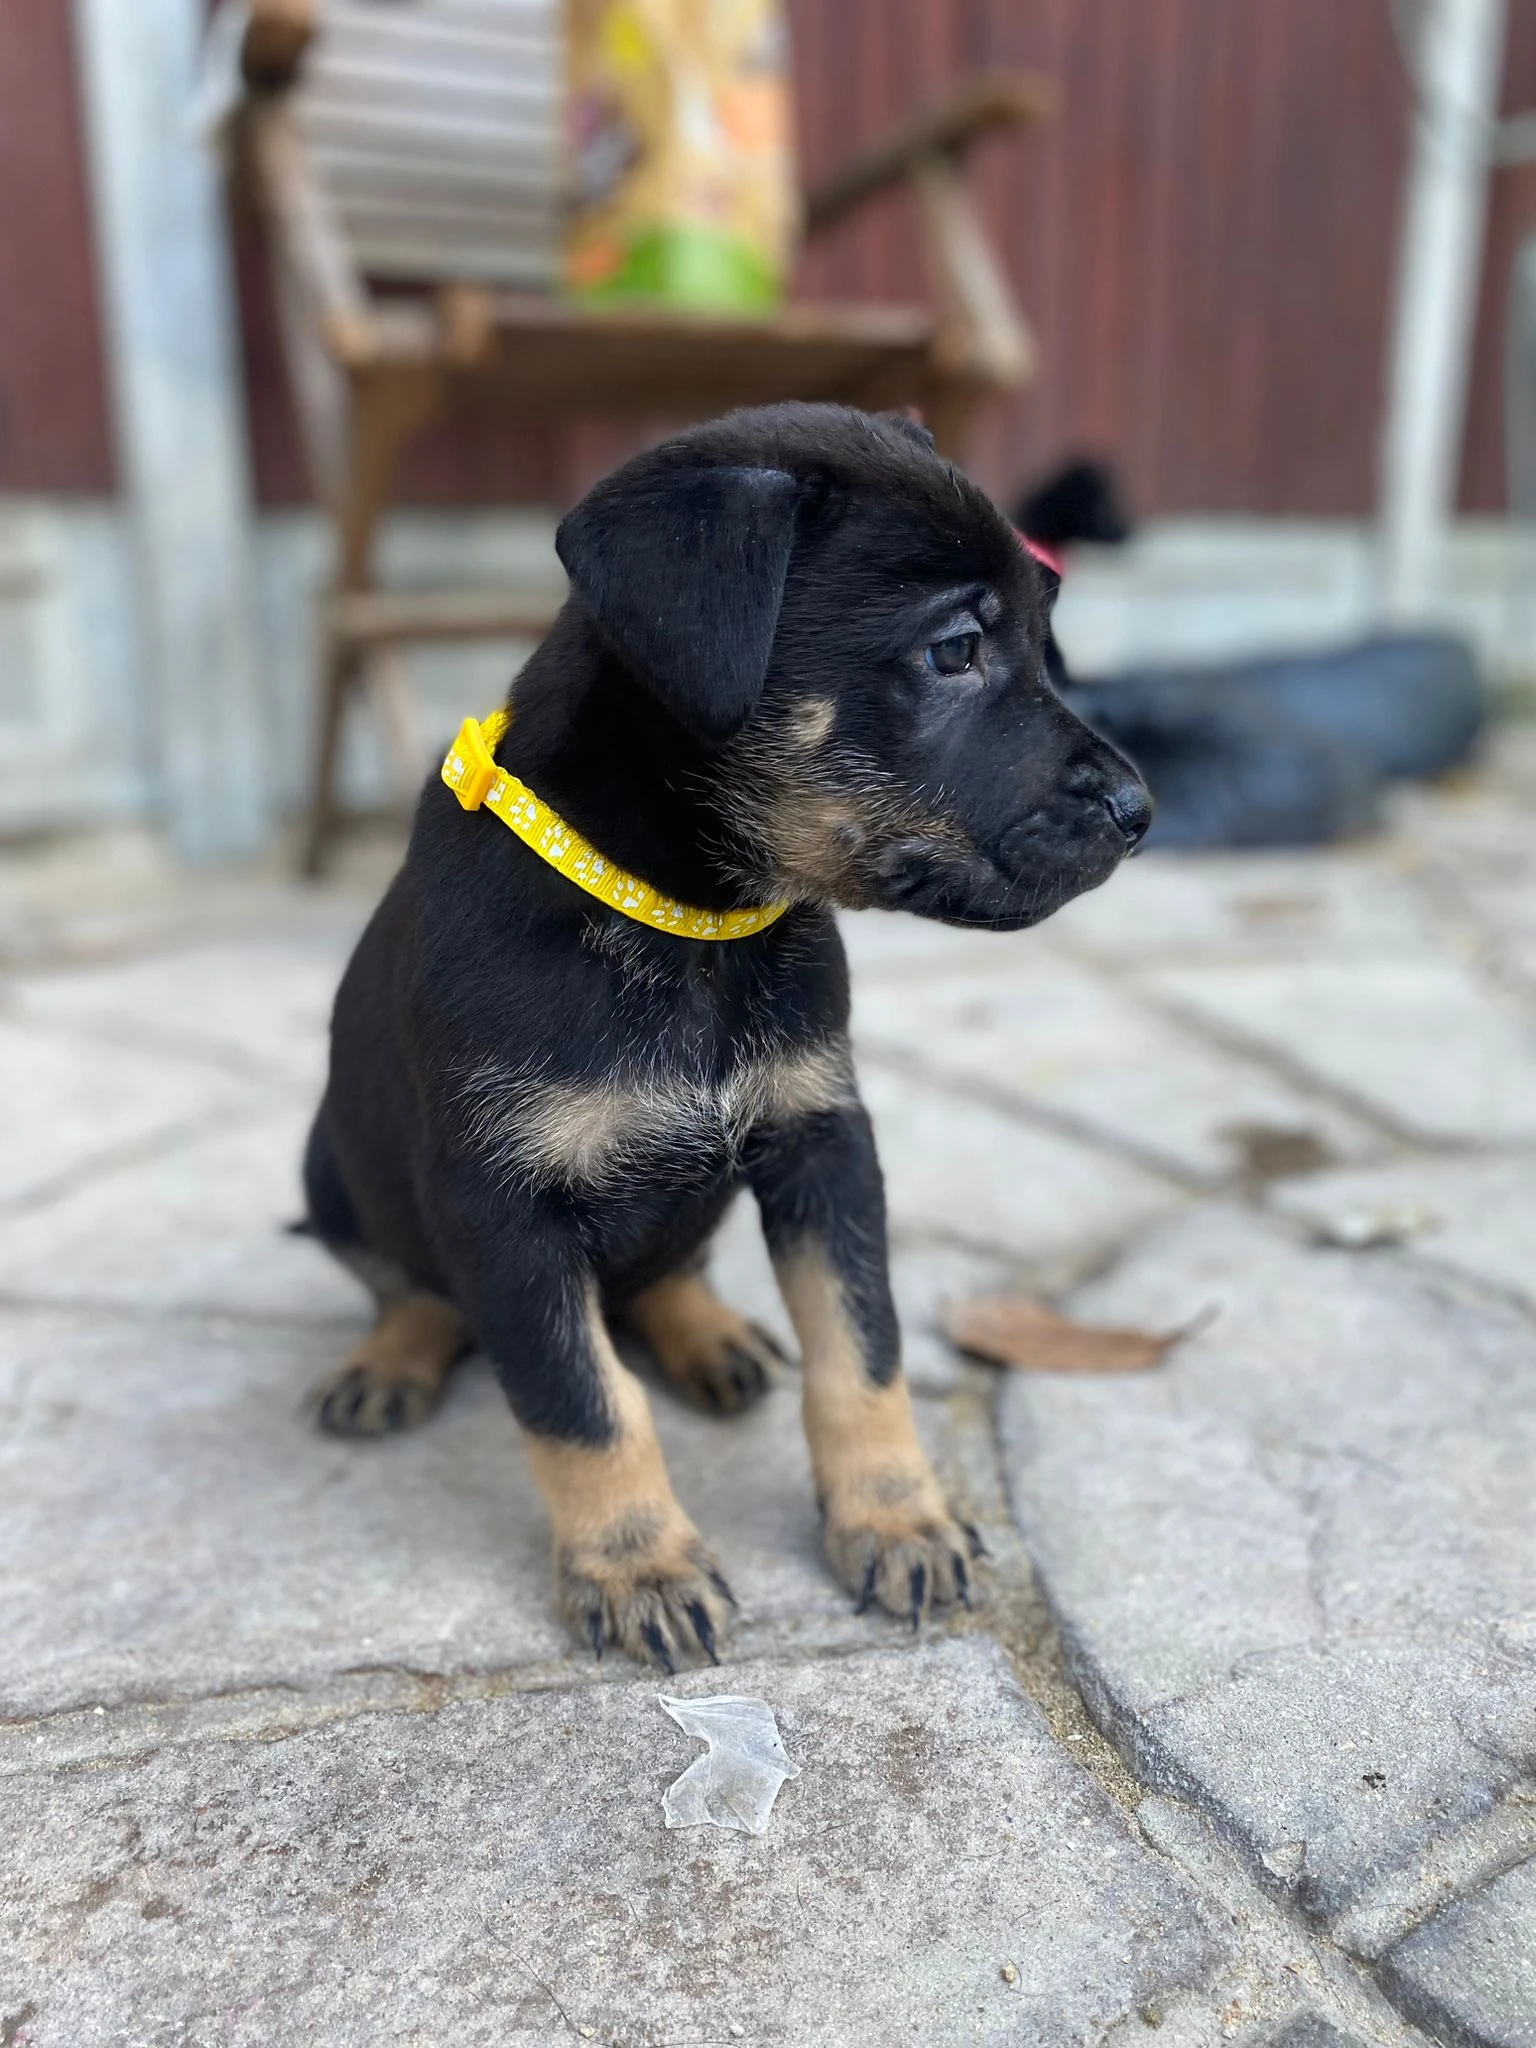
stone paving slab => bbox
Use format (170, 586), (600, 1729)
(853, 960), (1381, 1185)
(1377, 1855), (1536, 2048)
(0, 1101), (362, 1322)
(999, 1206), (1536, 1922)
(1262, 2017), (1375, 2048)
(8, 934), (351, 1094)
(1142, 958), (1536, 1144)
(1042, 848), (1437, 968)
(861, 1064), (1186, 1274)
(0, 1303), (987, 1720)
(5, 734), (1536, 2047)
(0, 1638), (1235, 2048)
(0, 1015), (262, 1213)
(1269, 1154), (1536, 1315)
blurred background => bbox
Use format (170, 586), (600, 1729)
(2, 0), (1535, 863)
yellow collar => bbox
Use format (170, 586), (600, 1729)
(441, 711), (790, 942)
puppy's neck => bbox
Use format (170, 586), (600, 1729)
(500, 608), (771, 914)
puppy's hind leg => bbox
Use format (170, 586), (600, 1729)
(315, 1284), (471, 1437)
(301, 1110), (470, 1436)
(620, 1264), (786, 1416)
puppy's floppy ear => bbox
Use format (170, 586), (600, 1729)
(880, 408), (936, 453)
(556, 461), (801, 741)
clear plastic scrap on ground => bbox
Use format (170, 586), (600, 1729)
(658, 1693), (801, 1836)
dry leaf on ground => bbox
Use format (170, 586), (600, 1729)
(941, 1295), (1188, 1374)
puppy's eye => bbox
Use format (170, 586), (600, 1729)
(926, 631), (981, 676)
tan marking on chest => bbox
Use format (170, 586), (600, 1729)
(462, 1040), (854, 1191)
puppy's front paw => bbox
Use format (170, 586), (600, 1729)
(555, 1511), (737, 1672)
(824, 1477), (981, 1629)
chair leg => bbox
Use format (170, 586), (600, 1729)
(365, 646), (426, 805)
(300, 633), (358, 878)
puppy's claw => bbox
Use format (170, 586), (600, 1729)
(688, 1601), (721, 1665)
(640, 1621), (676, 1675)
(750, 1322), (789, 1365)
(963, 1521), (991, 1562)
(828, 1502), (982, 1626)
(314, 1362), (441, 1438)
(707, 1566), (739, 1610)
(556, 1534), (735, 1670)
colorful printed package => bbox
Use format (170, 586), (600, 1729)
(563, 0), (798, 312)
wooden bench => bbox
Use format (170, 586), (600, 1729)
(227, 0), (1054, 871)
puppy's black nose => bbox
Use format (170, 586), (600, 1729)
(1102, 781), (1153, 847)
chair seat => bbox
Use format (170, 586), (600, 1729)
(370, 292), (942, 418)
(327, 587), (560, 646)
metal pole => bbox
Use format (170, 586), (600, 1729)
(1377, 0), (1507, 618)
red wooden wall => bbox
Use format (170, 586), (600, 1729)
(5, 1), (1535, 516)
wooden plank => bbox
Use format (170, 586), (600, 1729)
(329, 587), (559, 645)
(452, 301), (938, 417)
(479, 294), (934, 349)
(304, 43), (552, 90)
(247, 101), (371, 351)
(306, 29), (556, 74)
(337, 194), (553, 239)
(297, 101), (554, 157)
(803, 72), (1055, 238)
(314, 147), (555, 204)
(300, 67), (556, 123)
(319, 3), (555, 39)
(349, 237), (554, 287)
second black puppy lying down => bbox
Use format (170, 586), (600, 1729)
(303, 403), (1149, 1669)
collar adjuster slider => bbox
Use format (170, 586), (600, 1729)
(442, 717), (499, 810)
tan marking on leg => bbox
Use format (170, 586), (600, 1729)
(775, 1245), (975, 1622)
(314, 1291), (468, 1437)
(522, 1293), (735, 1668)
(623, 1268), (785, 1415)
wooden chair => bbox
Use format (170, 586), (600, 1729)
(228, 0), (1054, 872)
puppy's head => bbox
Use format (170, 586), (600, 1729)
(556, 404), (1149, 931)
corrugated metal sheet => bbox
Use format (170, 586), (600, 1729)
(792, 0), (1417, 515)
(0, 0), (116, 494)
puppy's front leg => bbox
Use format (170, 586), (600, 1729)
(746, 1104), (976, 1625)
(442, 1211), (733, 1669)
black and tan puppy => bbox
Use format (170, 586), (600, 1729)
(302, 403), (1149, 1670)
